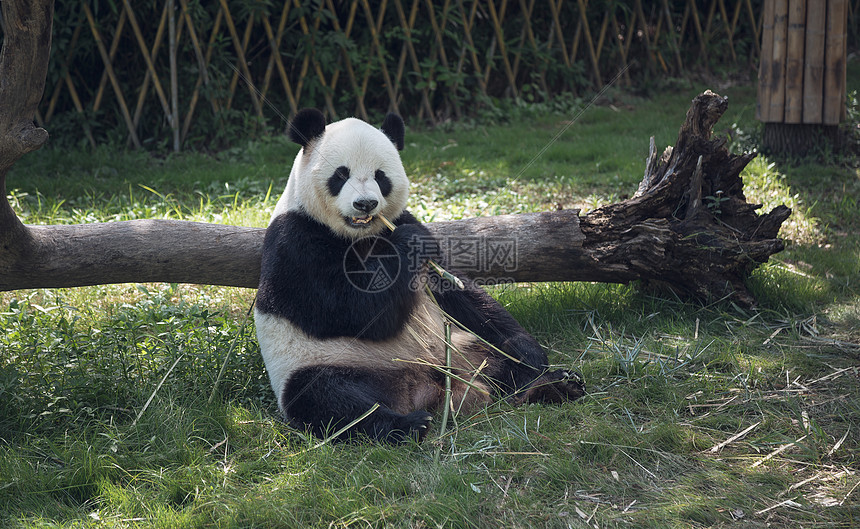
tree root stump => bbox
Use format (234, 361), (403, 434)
(577, 90), (791, 306)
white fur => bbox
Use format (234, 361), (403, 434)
(272, 117), (409, 239)
(254, 295), (479, 415)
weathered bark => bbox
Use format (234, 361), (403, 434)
(0, 211), (583, 291)
(5, 221), (266, 289)
(0, 2), (789, 305)
(0, 0), (53, 255)
(581, 91), (791, 306)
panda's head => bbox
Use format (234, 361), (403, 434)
(284, 109), (409, 240)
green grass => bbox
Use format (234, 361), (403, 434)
(2, 66), (859, 528)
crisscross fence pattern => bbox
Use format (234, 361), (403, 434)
(2, 1), (858, 150)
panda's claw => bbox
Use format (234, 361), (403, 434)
(386, 410), (432, 444)
(520, 369), (586, 404)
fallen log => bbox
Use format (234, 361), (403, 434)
(0, 0), (789, 305)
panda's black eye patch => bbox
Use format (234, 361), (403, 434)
(375, 169), (392, 197)
(327, 166), (350, 196)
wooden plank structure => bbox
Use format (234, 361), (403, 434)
(0, 1), (857, 150)
(757, 0), (849, 125)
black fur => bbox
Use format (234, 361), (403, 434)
(289, 108), (326, 147)
(434, 281), (548, 392)
(256, 210), (433, 340)
(327, 166), (350, 196)
(391, 212), (550, 393)
(375, 170), (392, 197)
(283, 366), (433, 443)
(380, 113), (405, 151)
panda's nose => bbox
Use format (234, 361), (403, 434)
(353, 198), (378, 213)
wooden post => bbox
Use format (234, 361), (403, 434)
(757, 0), (776, 121)
(803, 0), (827, 123)
(758, 0), (848, 155)
(767, 0), (788, 122)
(823, 0), (848, 124)
(784, 0), (806, 123)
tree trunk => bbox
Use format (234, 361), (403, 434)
(1, 0), (53, 259)
(0, 2), (790, 307)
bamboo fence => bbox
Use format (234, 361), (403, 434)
(1, 0), (858, 150)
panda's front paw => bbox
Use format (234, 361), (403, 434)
(389, 223), (437, 262)
(390, 221), (431, 243)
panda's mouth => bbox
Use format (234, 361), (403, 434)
(347, 215), (374, 227)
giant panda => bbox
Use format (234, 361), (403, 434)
(254, 108), (584, 444)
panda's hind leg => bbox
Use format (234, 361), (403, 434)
(282, 366), (432, 444)
(518, 369), (586, 404)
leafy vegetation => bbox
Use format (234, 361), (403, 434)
(26, 0), (772, 150)
(2, 65), (859, 527)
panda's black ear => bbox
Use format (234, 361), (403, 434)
(288, 108), (326, 148)
(380, 113), (405, 151)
